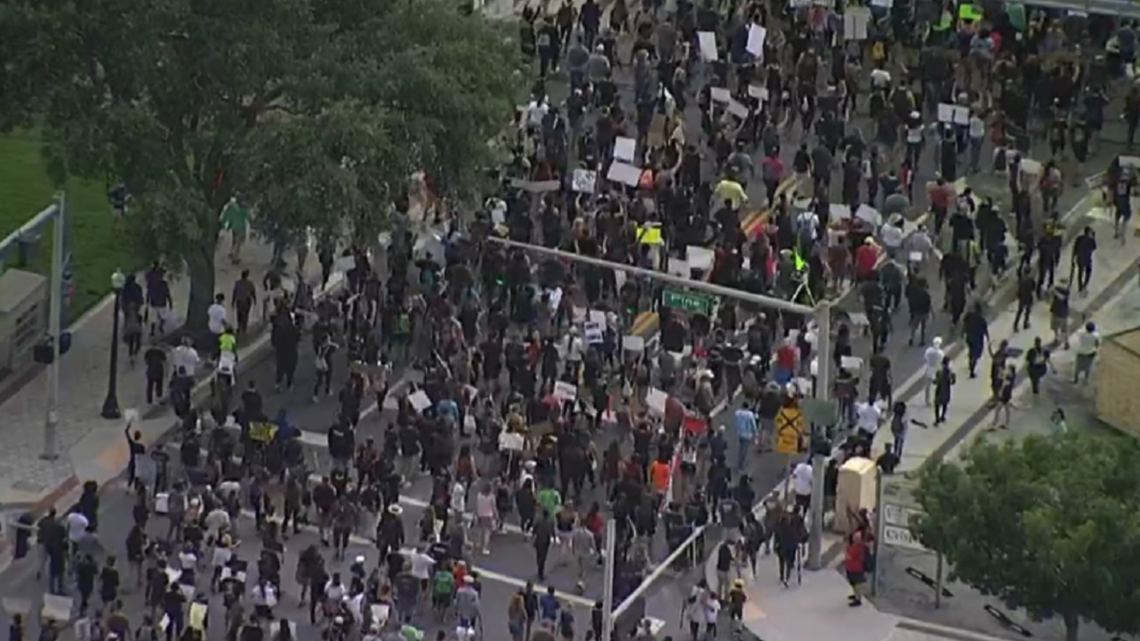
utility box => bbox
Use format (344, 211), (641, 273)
(0, 269), (48, 381)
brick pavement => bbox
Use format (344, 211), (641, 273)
(0, 234), (331, 512)
(704, 199), (1140, 641)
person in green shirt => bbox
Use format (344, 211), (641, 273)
(220, 197), (251, 264)
(537, 485), (562, 517)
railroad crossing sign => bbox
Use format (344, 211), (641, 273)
(774, 407), (805, 454)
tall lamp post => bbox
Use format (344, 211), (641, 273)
(100, 270), (126, 419)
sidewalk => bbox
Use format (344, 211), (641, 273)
(873, 210), (1140, 473)
(0, 234), (330, 513)
(704, 205), (1140, 641)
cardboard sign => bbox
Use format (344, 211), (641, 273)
(953, 106), (970, 125)
(572, 168), (597, 193)
(937, 103), (956, 123)
(746, 24), (767, 56)
(554, 382), (577, 401)
(698, 31), (718, 60)
(710, 87), (732, 103)
(613, 137), (637, 163)
(646, 387), (669, 415)
(607, 162), (642, 187)
(623, 335), (645, 352)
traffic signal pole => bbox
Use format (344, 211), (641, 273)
(486, 235), (836, 612)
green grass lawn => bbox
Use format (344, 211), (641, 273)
(0, 132), (133, 320)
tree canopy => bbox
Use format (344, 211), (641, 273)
(0, 0), (521, 330)
(913, 432), (1140, 641)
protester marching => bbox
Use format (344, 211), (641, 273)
(8, 1), (1140, 641)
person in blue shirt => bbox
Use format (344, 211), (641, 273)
(733, 408), (758, 472)
(539, 586), (561, 627)
(436, 397), (459, 428)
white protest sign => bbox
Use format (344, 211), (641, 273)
(588, 309), (607, 325)
(584, 321), (604, 344)
(726, 99), (749, 119)
(748, 85), (770, 101)
(937, 103), (956, 123)
(686, 246), (715, 272)
(409, 390), (432, 412)
(855, 204), (882, 227)
(698, 31), (718, 61)
(613, 137), (637, 163)
(554, 381), (577, 401)
(623, 335), (645, 352)
(709, 86), (732, 103)
(953, 106), (970, 125)
(872, 0), (892, 7)
(1121, 156), (1140, 169)
(607, 162), (642, 187)
(572, 168), (597, 193)
(746, 24), (767, 56)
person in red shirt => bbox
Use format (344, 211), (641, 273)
(854, 238), (880, 282)
(845, 531), (869, 606)
(774, 339), (797, 385)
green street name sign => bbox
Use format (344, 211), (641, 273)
(661, 289), (714, 315)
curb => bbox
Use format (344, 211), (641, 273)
(0, 272), (349, 568)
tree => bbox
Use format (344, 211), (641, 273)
(912, 432), (1140, 641)
(0, 0), (520, 333)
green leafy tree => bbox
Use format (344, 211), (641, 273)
(913, 432), (1140, 641)
(0, 0), (519, 332)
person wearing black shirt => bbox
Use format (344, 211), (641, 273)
(1070, 226), (1097, 294)
(1012, 268), (1035, 332)
(1050, 281), (1072, 349)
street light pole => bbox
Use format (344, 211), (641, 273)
(807, 301), (831, 570)
(41, 192), (65, 460)
(100, 270), (126, 419)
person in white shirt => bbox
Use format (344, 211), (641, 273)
(855, 401), (882, 438)
(880, 215), (904, 260)
(524, 97), (549, 130)
(473, 482), (498, 555)
(207, 293), (228, 357)
(172, 337), (201, 378)
(67, 511), (89, 545)
(791, 461), (813, 511)
(923, 337), (945, 406)
(1072, 322), (1101, 385)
